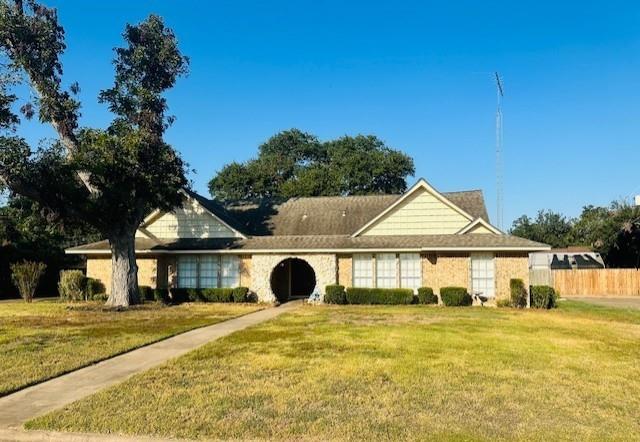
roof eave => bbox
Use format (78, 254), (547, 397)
(67, 245), (551, 255)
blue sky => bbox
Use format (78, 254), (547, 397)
(14, 0), (640, 228)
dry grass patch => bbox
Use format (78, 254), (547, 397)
(27, 301), (640, 441)
(0, 300), (262, 396)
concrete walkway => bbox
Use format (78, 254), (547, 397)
(0, 301), (301, 434)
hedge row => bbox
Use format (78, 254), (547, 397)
(417, 287), (438, 305)
(155, 287), (254, 304)
(324, 285), (415, 305)
(346, 287), (414, 305)
(440, 286), (472, 306)
(324, 285), (474, 306)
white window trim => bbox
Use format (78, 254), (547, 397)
(352, 253), (422, 290)
(470, 253), (496, 298)
(177, 255), (240, 289)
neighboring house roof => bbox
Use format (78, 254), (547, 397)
(68, 234), (549, 254)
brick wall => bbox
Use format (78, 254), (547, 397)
(495, 253), (529, 301)
(337, 255), (352, 287)
(86, 257), (159, 292)
(422, 253), (470, 293)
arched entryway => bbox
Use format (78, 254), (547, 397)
(270, 258), (316, 303)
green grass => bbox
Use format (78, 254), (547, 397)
(27, 301), (640, 441)
(0, 300), (262, 396)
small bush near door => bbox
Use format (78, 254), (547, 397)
(510, 279), (528, 308)
(345, 287), (414, 305)
(440, 287), (472, 306)
(324, 285), (346, 304)
(531, 285), (557, 309)
(417, 287), (438, 304)
(232, 287), (250, 303)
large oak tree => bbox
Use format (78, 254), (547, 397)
(0, 0), (189, 306)
(209, 129), (415, 202)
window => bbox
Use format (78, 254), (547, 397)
(199, 255), (219, 288)
(471, 253), (495, 297)
(177, 256), (197, 288)
(221, 255), (240, 288)
(176, 255), (240, 289)
(353, 254), (374, 287)
(399, 253), (421, 291)
(376, 253), (396, 288)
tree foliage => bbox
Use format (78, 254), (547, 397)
(0, 194), (99, 299)
(510, 202), (640, 268)
(510, 210), (573, 249)
(209, 129), (415, 202)
(0, 1), (189, 305)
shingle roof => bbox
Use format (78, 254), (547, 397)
(225, 190), (489, 236)
(68, 234), (549, 253)
(67, 186), (549, 254)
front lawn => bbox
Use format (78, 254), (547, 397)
(27, 301), (640, 440)
(0, 300), (262, 396)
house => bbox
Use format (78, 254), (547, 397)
(67, 179), (550, 303)
(530, 247), (605, 270)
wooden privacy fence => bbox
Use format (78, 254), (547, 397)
(552, 269), (640, 297)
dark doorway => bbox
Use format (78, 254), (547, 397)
(270, 258), (316, 303)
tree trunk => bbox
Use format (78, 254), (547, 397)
(106, 231), (140, 307)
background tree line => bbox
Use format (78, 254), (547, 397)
(0, 196), (99, 298)
(511, 201), (640, 268)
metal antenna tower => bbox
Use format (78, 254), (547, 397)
(495, 72), (504, 229)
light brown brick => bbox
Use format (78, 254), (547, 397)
(86, 257), (158, 292)
(495, 253), (529, 301)
(337, 255), (352, 287)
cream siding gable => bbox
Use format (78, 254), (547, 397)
(136, 197), (241, 239)
(361, 187), (472, 236)
(456, 217), (503, 235)
(463, 223), (496, 234)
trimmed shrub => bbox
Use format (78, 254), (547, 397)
(58, 270), (87, 301)
(417, 287), (438, 305)
(86, 278), (106, 298)
(440, 287), (472, 306)
(10, 261), (47, 303)
(345, 287), (414, 305)
(531, 285), (557, 309)
(510, 278), (528, 309)
(201, 288), (234, 303)
(232, 287), (250, 303)
(169, 288), (190, 304)
(324, 285), (346, 304)
(138, 286), (154, 302)
(154, 288), (170, 304)
(163, 287), (253, 303)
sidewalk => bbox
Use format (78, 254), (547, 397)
(0, 301), (301, 433)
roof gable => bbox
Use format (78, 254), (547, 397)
(136, 192), (245, 240)
(456, 217), (503, 235)
(352, 179), (475, 237)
